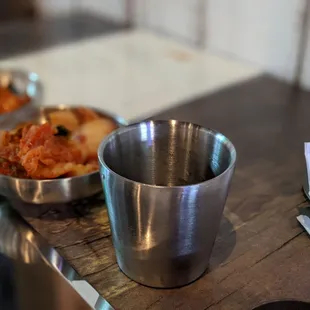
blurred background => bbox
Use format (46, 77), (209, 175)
(1, 0), (310, 119)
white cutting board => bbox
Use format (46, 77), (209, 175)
(0, 30), (262, 121)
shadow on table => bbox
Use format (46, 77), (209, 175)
(0, 11), (128, 60)
(8, 194), (105, 220)
(208, 216), (236, 269)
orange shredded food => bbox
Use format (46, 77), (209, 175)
(0, 86), (30, 114)
(0, 107), (118, 179)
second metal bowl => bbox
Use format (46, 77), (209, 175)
(0, 69), (43, 129)
(0, 105), (128, 204)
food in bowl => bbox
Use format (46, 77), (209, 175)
(0, 82), (30, 114)
(0, 107), (118, 179)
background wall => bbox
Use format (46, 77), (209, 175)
(79, 0), (128, 23)
(38, 0), (310, 89)
(204, 0), (306, 83)
(136, 0), (201, 45)
(38, 0), (76, 16)
(135, 0), (307, 83)
(298, 1), (310, 89)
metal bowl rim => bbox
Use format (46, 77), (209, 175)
(0, 104), (128, 184)
(98, 119), (237, 189)
(0, 68), (42, 115)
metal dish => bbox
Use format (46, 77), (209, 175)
(0, 69), (43, 129)
(0, 198), (114, 309)
(252, 300), (310, 310)
(0, 105), (128, 204)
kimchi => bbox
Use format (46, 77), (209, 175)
(0, 85), (30, 114)
(0, 107), (118, 179)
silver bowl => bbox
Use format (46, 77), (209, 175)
(0, 105), (128, 204)
(0, 69), (43, 129)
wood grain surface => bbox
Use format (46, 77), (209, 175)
(20, 75), (310, 309)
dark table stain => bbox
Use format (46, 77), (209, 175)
(21, 75), (310, 309)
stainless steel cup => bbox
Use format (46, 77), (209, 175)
(98, 120), (236, 288)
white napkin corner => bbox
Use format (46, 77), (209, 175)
(304, 142), (310, 196)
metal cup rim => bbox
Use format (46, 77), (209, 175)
(98, 119), (237, 189)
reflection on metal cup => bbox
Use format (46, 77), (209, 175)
(98, 120), (236, 288)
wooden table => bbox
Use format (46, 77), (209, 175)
(21, 76), (310, 309)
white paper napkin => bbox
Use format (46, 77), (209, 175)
(298, 143), (310, 235)
(297, 215), (310, 235)
(304, 143), (310, 196)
